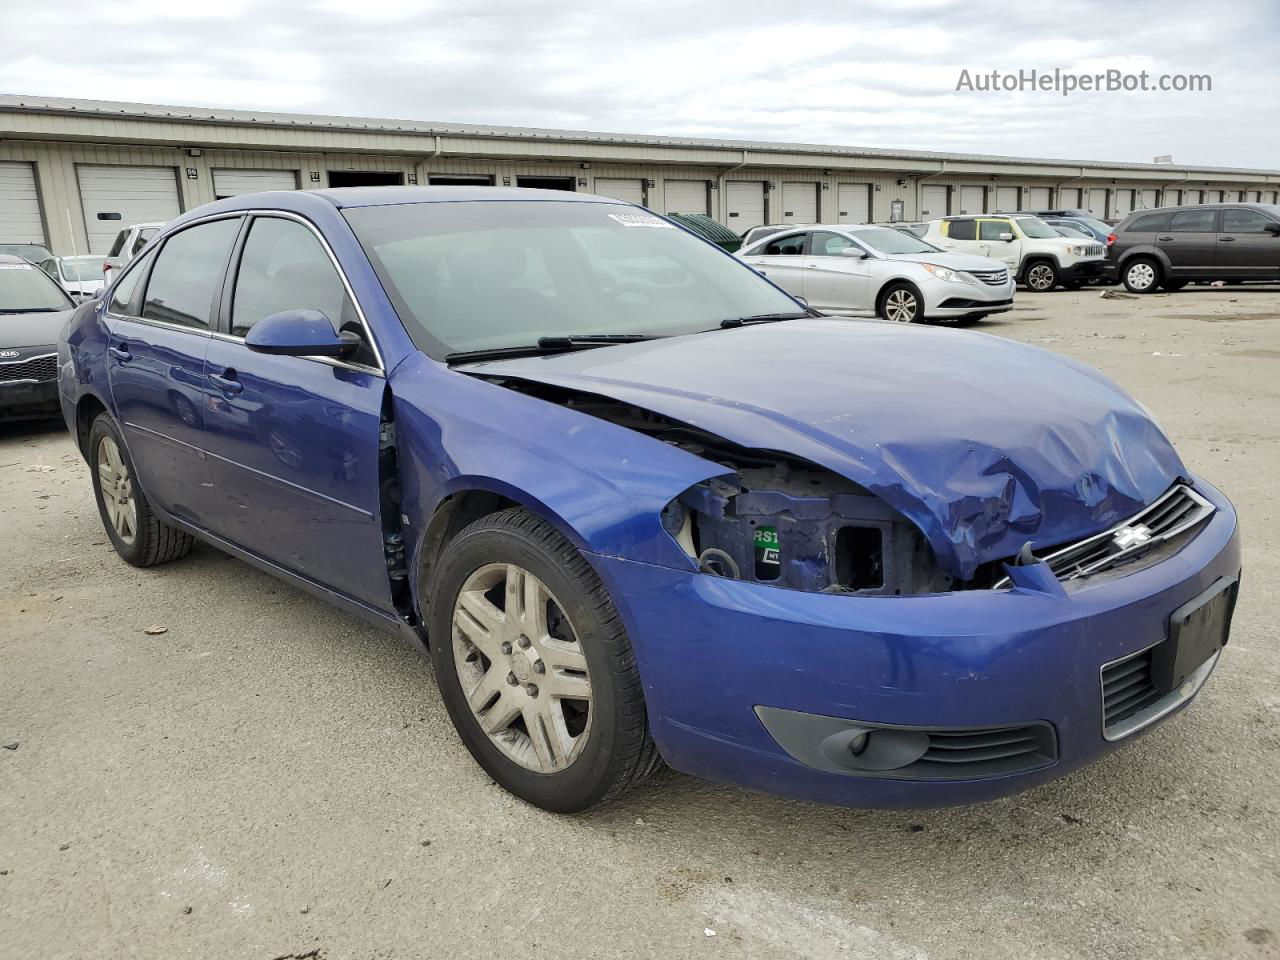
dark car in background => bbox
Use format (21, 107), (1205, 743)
(1108, 203), (1280, 293)
(0, 254), (77, 420)
(0, 242), (59, 281)
(1042, 215), (1113, 245)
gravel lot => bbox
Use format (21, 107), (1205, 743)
(2, 286), (1278, 960)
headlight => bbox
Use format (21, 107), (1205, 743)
(920, 263), (975, 284)
(1068, 244), (1087, 257)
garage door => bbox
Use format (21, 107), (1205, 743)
(1027, 187), (1051, 210)
(1086, 188), (1108, 217)
(1204, 190), (1223, 204)
(212, 169), (298, 199)
(780, 182), (818, 224)
(0, 161), (46, 244)
(593, 178), (645, 205)
(1183, 190), (1202, 205)
(836, 183), (871, 223)
(78, 165), (182, 254)
(1059, 187), (1082, 210)
(1112, 189), (1134, 218)
(1138, 188), (1159, 210)
(957, 186), (985, 215)
(995, 186), (1020, 212)
(726, 181), (765, 233)
(665, 180), (709, 216)
(920, 185), (949, 218)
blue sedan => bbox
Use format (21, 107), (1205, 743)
(58, 188), (1240, 812)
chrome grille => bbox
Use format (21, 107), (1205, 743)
(0, 353), (57, 384)
(967, 268), (1009, 286)
(995, 484), (1215, 588)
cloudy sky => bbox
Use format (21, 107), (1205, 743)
(3, 0), (1276, 167)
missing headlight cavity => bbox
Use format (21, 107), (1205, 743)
(476, 375), (963, 596)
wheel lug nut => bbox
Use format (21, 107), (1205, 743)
(533, 660), (545, 674)
(500, 641), (512, 655)
(517, 636), (531, 649)
(506, 672), (518, 686)
(525, 683), (538, 697)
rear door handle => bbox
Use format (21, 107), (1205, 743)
(1157, 236), (1174, 241)
(209, 370), (243, 395)
(108, 345), (132, 363)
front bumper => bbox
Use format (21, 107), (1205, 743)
(0, 380), (60, 421)
(587, 476), (1239, 808)
(1059, 259), (1108, 283)
(923, 277), (1016, 317)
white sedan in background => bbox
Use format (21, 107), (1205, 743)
(736, 224), (1015, 323)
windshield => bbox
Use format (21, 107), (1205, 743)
(1014, 217), (1061, 239)
(60, 258), (105, 282)
(849, 226), (940, 256)
(346, 201), (802, 357)
(1072, 218), (1110, 237)
(0, 262), (73, 313)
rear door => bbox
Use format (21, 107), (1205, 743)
(200, 213), (391, 608)
(740, 231), (809, 298)
(1217, 208), (1280, 278)
(800, 231), (871, 314)
(1159, 209), (1219, 276)
(934, 218), (985, 256)
(105, 217), (242, 528)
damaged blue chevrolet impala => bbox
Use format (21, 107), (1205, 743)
(59, 188), (1240, 812)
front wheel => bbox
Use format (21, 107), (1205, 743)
(878, 282), (923, 323)
(428, 508), (658, 812)
(1023, 261), (1059, 292)
(1122, 258), (1162, 294)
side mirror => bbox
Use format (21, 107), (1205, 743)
(1265, 222), (1280, 235)
(998, 232), (1015, 242)
(245, 309), (357, 358)
(838, 247), (870, 258)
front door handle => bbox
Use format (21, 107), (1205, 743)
(1157, 236), (1174, 241)
(108, 344), (132, 363)
(1218, 236), (1236, 242)
(209, 370), (243, 395)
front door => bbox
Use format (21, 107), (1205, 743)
(105, 217), (242, 527)
(1217, 208), (1280, 279)
(801, 231), (871, 315)
(979, 218), (1021, 268)
(200, 214), (391, 609)
(1159, 209), (1220, 275)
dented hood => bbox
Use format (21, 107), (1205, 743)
(461, 319), (1186, 580)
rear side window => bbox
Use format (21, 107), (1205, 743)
(1222, 209), (1277, 234)
(1168, 210), (1218, 233)
(230, 217), (352, 338)
(1125, 213), (1170, 232)
(979, 220), (1011, 241)
(762, 233), (807, 256)
(140, 218), (240, 330)
(946, 220), (976, 240)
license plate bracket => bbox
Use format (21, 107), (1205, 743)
(1152, 576), (1238, 694)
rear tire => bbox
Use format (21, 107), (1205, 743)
(877, 282), (924, 323)
(1122, 257), (1162, 294)
(1023, 260), (1059, 292)
(88, 413), (194, 567)
(428, 508), (659, 812)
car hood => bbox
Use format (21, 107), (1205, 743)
(460, 320), (1186, 580)
(1, 309), (73, 350)
(887, 252), (1008, 272)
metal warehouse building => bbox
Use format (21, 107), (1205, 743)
(3, 93), (1279, 256)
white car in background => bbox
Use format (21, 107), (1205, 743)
(921, 214), (1108, 292)
(49, 255), (106, 302)
(736, 224), (1015, 323)
(101, 221), (165, 286)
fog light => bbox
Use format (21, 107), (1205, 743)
(847, 731), (869, 756)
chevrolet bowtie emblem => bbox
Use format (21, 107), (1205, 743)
(1113, 523), (1154, 550)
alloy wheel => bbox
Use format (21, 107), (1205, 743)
(884, 288), (918, 322)
(97, 436), (138, 546)
(452, 563), (592, 773)
(1027, 264), (1056, 291)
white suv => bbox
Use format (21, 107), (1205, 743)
(922, 215), (1107, 291)
(101, 221), (166, 287)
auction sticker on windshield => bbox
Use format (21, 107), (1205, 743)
(607, 212), (675, 228)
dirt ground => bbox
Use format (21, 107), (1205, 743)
(2, 285), (1278, 960)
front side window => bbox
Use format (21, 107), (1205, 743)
(109, 256), (149, 315)
(1222, 209), (1277, 234)
(946, 220), (977, 240)
(0, 261), (74, 313)
(808, 232), (859, 256)
(1169, 210), (1218, 232)
(346, 200), (802, 357)
(231, 218), (352, 338)
(140, 218), (240, 330)
(762, 233), (807, 256)
(979, 220), (1012, 241)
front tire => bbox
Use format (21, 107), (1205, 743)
(428, 508), (658, 812)
(878, 282), (923, 323)
(88, 413), (194, 567)
(1161, 278), (1188, 292)
(1023, 260), (1059, 292)
(1122, 257), (1162, 294)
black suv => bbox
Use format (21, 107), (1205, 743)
(1108, 203), (1280, 293)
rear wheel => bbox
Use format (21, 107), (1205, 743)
(877, 282), (923, 323)
(1023, 260), (1059, 292)
(429, 508), (658, 812)
(1122, 257), (1162, 294)
(89, 414), (194, 567)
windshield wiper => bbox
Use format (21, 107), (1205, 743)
(445, 333), (654, 365)
(719, 311), (809, 328)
